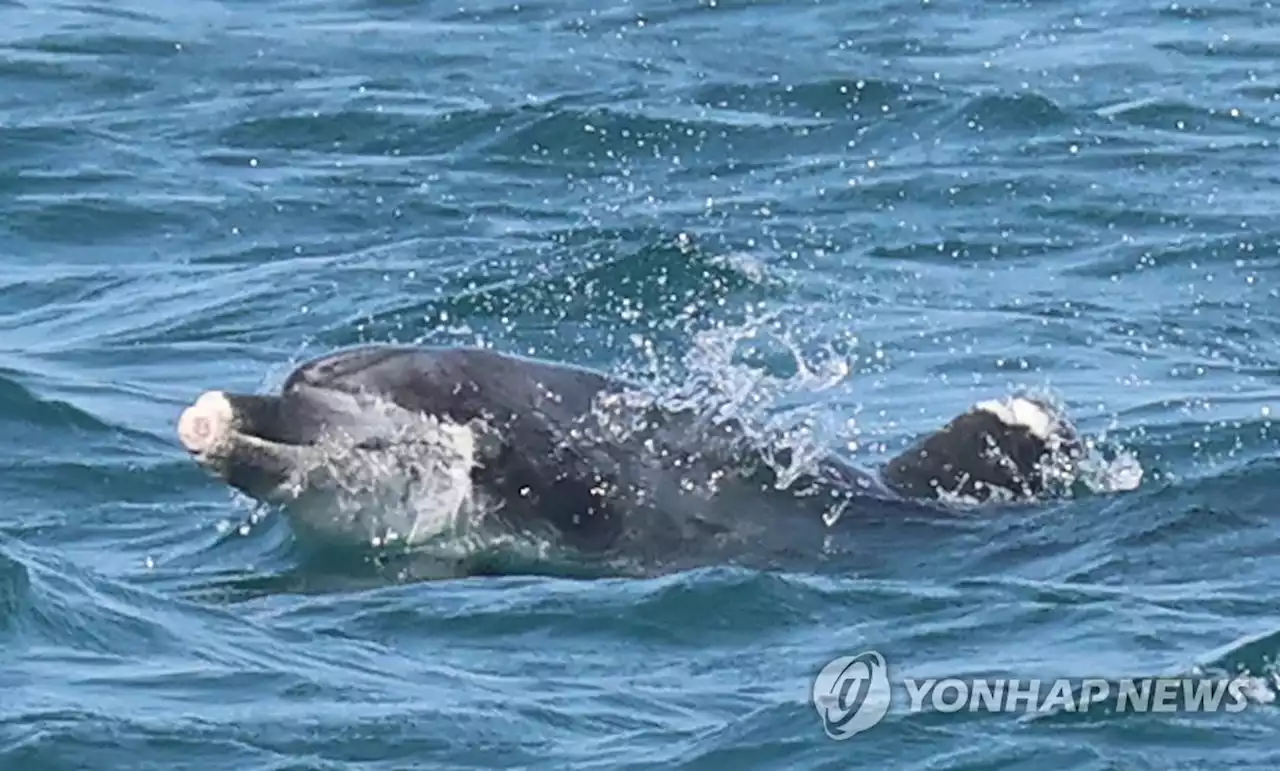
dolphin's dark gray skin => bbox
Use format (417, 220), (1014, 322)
(176, 345), (1084, 561)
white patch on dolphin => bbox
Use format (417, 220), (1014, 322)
(975, 396), (1057, 440)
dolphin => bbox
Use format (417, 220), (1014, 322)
(176, 345), (1084, 564)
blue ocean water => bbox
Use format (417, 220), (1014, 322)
(2, 0), (1280, 767)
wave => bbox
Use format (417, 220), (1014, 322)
(324, 231), (776, 349)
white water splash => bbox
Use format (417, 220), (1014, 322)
(595, 311), (862, 496)
(280, 403), (489, 550)
(1075, 436), (1145, 494)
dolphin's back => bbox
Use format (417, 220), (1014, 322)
(286, 345), (618, 423)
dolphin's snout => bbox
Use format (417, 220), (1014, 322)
(178, 391), (235, 455)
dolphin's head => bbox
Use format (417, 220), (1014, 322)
(880, 394), (1086, 503)
(177, 389), (299, 503)
(176, 382), (487, 548)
